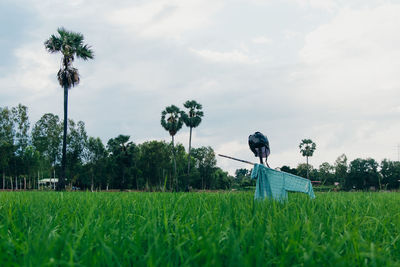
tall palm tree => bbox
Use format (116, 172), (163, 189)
(299, 139), (316, 180)
(161, 105), (183, 191)
(181, 100), (203, 175)
(45, 27), (93, 190)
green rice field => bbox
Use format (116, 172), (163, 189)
(0, 191), (399, 266)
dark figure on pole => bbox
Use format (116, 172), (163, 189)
(248, 132), (270, 167)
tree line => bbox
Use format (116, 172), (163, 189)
(0, 104), (234, 191)
(235, 153), (400, 191)
(285, 154), (400, 190)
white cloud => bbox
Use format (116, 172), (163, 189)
(189, 48), (256, 64)
(293, 4), (400, 111)
(292, 0), (338, 10)
(288, 3), (400, 164)
(252, 36), (272, 44)
(0, 43), (58, 100)
(284, 30), (302, 39)
(107, 0), (223, 40)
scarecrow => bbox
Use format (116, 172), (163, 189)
(219, 132), (315, 201)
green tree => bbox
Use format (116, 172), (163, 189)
(235, 168), (250, 179)
(0, 106), (14, 189)
(66, 119), (88, 188)
(85, 137), (107, 191)
(181, 100), (204, 176)
(212, 168), (234, 190)
(161, 105), (183, 191)
(299, 139), (316, 179)
(21, 146), (40, 189)
(32, 113), (62, 181)
(318, 162), (335, 185)
(138, 141), (172, 191)
(380, 159), (400, 190)
(280, 165), (297, 175)
(174, 143), (192, 190)
(347, 158), (379, 190)
(107, 135), (136, 190)
(45, 27), (94, 190)
(296, 163), (315, 180)
(191, 146), (217, 189)
(234, 168), (254, 188)
(12, 104), (30, 156)
(11, 104), (30, 189)
(334, 154), (348, 188)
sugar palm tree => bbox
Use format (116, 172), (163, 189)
(45, 27), (93, 190)
(181, 100), (203, 175)
(299, 139), (316, 180)
(161, 105), (183, 191)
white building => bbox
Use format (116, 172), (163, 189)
(38, 178), (58, 189)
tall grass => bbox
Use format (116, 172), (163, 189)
(0, 191), (399, 266)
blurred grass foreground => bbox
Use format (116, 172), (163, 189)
(0, 191), (399, 266)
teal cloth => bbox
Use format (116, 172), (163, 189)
(251, 164), (315, 201)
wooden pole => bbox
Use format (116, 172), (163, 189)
(217, 154), (255, 166)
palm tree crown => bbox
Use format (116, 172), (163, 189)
(181, 100), (203, 128)
(161, 105), (183, 137)
(44, 27), (94, 89)
(299, 139), (316, 157)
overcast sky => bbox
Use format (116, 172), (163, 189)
(1, 0), (400, 174)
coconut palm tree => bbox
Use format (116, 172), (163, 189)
(44, 27), (93, 190)
(161, 105), (183, 191)
(181, 100), (203, 175)
(299, 139), (316, 180)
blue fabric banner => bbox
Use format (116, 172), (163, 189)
(251, 164), (315, 201)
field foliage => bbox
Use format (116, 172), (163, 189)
(0, 191), (399, 266)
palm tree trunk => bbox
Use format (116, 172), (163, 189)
(187, 127), (192, 174)
(172, 135), (177, 191)
(306, 156), (309, 180)
(186, 126), (193, 190)
(59, 85), (68, 191)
